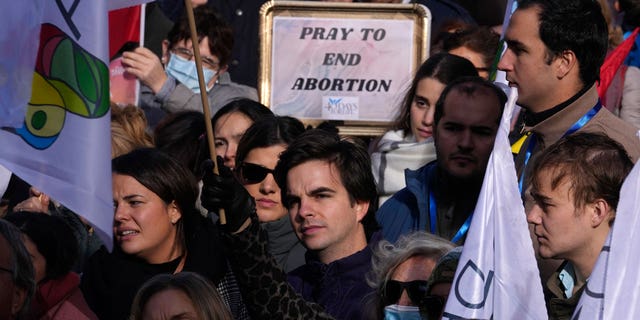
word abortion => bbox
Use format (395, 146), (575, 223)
(291, 78), (392, 92)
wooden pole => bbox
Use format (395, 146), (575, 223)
(183, 0), (226, 224)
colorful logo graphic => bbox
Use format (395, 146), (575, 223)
(4, 23), (109, 149)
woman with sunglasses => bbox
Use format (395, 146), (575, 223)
(234, 116), (307, 272)
(367, 231), (454, 320)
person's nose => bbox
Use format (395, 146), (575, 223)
(114, 203), (128, 223)
(298, 197), (315, 219)
(397, 289), (414, 306)
(423, 107), (435, 127)
(498, 49), (513, 72)
(457, 130), (474, 150)
(526, 204), (543, 225)
(224, 143), (237, 169)
(259, 173), (278, 195)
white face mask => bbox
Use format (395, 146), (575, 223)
(165, 53), (217, 93)
(384, 304), (423, 320)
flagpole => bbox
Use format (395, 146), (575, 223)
(183, 0), (227, 225)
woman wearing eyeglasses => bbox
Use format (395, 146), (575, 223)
(234, 116), (307, 272)
(122, 6), (258, 128)
(366, 231), (454, 320)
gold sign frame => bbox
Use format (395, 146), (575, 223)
(258, 1), (430, 136)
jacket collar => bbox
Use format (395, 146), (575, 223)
(523, 84), (600, 149)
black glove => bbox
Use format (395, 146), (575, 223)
(201, 157), (256, 232)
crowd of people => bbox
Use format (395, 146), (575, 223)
(1, 0), (640, 319)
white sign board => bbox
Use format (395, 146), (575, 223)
(259, 2), (430, 134)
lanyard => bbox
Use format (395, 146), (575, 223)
(429, 191), (472, 243)
(518, 101), (602, 194)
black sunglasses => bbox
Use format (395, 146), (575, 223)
(419, 295), (446, 320)
(381, 280), (429, 307)
(238, 162), (275, 185)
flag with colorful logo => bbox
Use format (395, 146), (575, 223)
(0, 0), (151, 248)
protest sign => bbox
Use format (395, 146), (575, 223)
(259, 2), (430, 135)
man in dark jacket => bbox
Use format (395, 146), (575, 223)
(526, 132), (632, 319)
(376, 77), (506, 244)
(202, 129), (381, 320)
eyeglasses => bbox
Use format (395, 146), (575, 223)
(171, 47), (219, 70)
(419, 295), (446, 320)
(0, 266), (13, 275)
(238, 162), (275, 185)
(381, 280), (429, 307)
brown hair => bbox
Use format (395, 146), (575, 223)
(529, 132), (633, 212)
(110, 103), (154, 158)
(130, 272), (233, 320)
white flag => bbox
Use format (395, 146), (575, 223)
(573, 157), (640, 319)
(0, 1), (44, 127)
(0, 0), (113, 247)
(442, 87), (548, 319)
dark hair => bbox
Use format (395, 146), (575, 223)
(5, 212), (78, 281)
(274, 129), (380, 239)
(440, 26), (501, 73)
(112, 148), (199, 248)
(517, 0), (608, 86)
(529, 132), (633, 212)
(235, 116), (305, 167)
(0, 219), (35, 318)
(154, 111), (206, 175)
(393, 53), (478, 134)
(211, 99), (274, 128)
(130, 272), (233, 320)
(167, 6), (234, 67)
(618, 0), (640, 28)
(434, 76), (507, 126)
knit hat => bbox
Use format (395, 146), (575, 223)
(427, 246), (463, 292)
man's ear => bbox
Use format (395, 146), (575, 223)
(555, 50), (578, 80)
(10, 287), (27, 317)
(218, 64), (229, 75)
(161, 40), (170, 64)
(589, 199), (612, 228)
(354, 199), (370, 223)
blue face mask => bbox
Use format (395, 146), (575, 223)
(384, 304), (423, 320)
(165, 53), (217, 93)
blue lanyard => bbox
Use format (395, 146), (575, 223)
(429, 191), (473, 243)
(518, 101), (602, 194)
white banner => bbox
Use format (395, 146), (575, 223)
(0, 0), (113, 248)
(0, 0), (44, 127)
